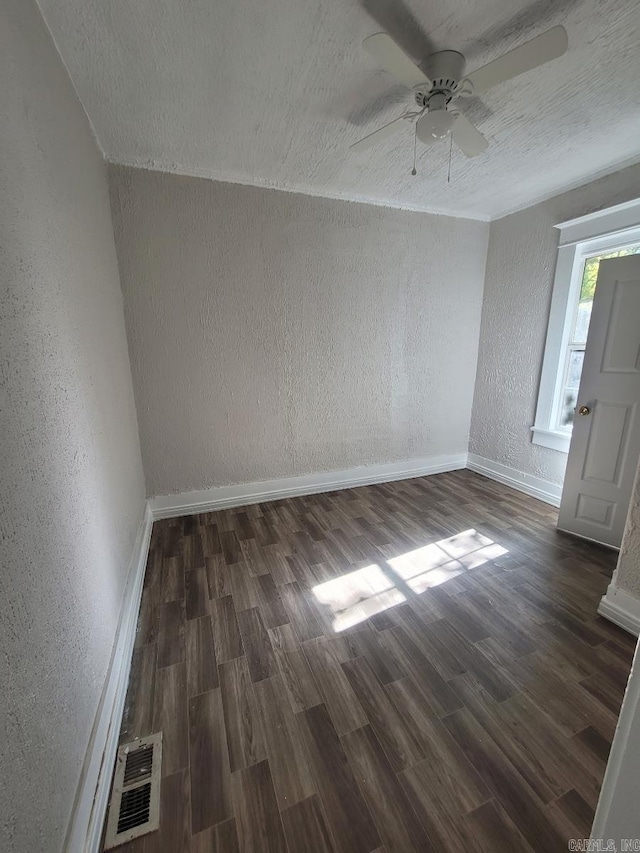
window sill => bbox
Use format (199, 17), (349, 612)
(530, 426), (571, 453)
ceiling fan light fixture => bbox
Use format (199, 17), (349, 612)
(354, 26), (568, 158)
(416, 109), (456, 143)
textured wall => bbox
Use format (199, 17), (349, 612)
(109, 165), (489, 497)
(0, 2), (145, 851)
(615, 460), (640, 598)
(470, 162), (640, 486)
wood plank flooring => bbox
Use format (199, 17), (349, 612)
(112, 470), (636, 852)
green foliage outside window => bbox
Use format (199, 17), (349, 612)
(580, 246), (640, 303)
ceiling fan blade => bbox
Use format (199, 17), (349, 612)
(350, 114), (411, 152)
(451, 113), (489, 158)
(363, 33), (431, 90)
(466, 25), (568, 94)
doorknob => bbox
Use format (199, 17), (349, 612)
(578, 405), (591, 416)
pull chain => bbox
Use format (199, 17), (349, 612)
(411, 123), (417, 176)
(447, 132), (453, 183)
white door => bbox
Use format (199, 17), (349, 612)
(558, 255), (640, 548)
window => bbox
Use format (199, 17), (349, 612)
(532, 200), (640, 454)
(555, 244), (640, 432)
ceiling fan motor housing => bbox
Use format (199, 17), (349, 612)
(416, 50), (466, 106)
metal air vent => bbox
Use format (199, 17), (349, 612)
(104, 732), (162, 849)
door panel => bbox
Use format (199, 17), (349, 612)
(601, 281), (640, 373)
(575, 494), (614, 527)
(558, 256), (640, 547)
(581, 401), (632, 484)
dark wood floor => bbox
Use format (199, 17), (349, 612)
(111, 470), (636, 853)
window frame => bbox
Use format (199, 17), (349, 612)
(532, 200), (640, 454)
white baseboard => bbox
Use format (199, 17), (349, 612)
(466, 453), (562, 507)
(149, 453), (469, 519)
(64, 502), (153, 853)
(598, 583), (640, 637)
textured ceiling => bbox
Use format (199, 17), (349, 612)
(38, 0), (640, 219)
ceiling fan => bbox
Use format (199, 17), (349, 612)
(351, 25), (568, 158)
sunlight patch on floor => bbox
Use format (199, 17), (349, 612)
(389, 529), (508, 586)
(333, 587), (407, 633)
(312, 563), (393, 610)
(312, 529), (508, 632)
(404, 560), (467, 594)
(312, 564), (406, 632)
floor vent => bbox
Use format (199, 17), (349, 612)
(104, 733), (162, 849)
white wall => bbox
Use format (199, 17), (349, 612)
(470, 163), (640, 487)
(592, 463), (640, 843)
(0, 2), (145, 851)
(109, 165), (489, 498)
(598, 459), (640, 632)
(591, 598), (640, 846)
(613, 461), (640, 598)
